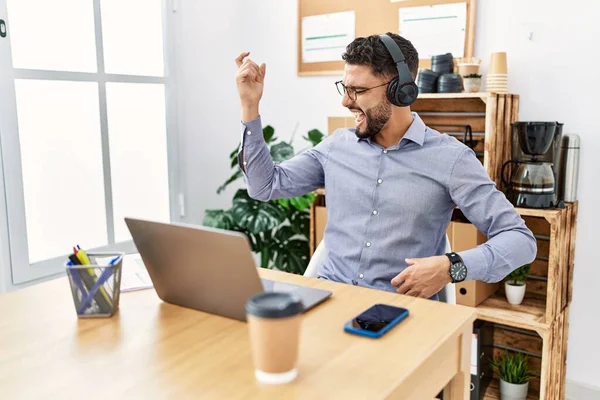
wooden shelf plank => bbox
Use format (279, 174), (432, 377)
(416, 92), (489, 99)
(514, 206), (563, 219)
(476, 294), (549, 333)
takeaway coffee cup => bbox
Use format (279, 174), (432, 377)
(245, 292), (304, 384)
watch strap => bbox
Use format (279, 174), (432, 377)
(446, 252), (462, 265)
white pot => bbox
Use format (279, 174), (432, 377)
(463, 77), (481, 93)
(505, 281), (526, 305)
(500, 379), (529, 400)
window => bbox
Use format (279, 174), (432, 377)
(0, 0), (177, 284)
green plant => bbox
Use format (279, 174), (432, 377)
(489, 351), (536, 384)
(464, 73), (482, 79)
(203, 125), (325, 274)
(506, 264), (531, 285)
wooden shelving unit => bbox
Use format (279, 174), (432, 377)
(312, 93), (578, 399)
(478, 307), (570, 400)
(472, 202), (578, 333)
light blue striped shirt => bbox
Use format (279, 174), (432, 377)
(238, 113), (536, 297)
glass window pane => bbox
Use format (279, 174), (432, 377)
(100, 0), (164, 77)
(7, 0), (97, 72)
(14, 80), (108, 263)
(106, 82), (170, 242)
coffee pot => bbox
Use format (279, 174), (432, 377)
(502, 122), (563, 208)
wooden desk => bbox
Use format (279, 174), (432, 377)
(0, 269), (474, 399)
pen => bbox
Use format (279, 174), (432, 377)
(75, 246), (92, 265)
(66, 259), (88, 298)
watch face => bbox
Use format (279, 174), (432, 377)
(450, 262), (467, 282)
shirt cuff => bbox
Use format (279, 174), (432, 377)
(459, 247), (489, 281)
(239, 116), (264, 148)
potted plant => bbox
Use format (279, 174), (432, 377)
(203, 124), (324, 275)
(463, 73), (482, 92)
(490, 351), (535, 400)
(504, 264), (531, 305)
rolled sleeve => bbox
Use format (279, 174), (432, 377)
(459, 246), (490, 281)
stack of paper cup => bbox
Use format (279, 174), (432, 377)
(486, 52), (508, 93)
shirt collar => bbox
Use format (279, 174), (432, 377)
(356, 112), (426, 147)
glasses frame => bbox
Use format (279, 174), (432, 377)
(335, 80), (391, 101)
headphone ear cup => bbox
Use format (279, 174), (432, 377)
(397, 82), (419, 107)
(386, 77), (401, 107)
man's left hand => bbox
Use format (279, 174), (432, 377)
(390, 256), (453, 299)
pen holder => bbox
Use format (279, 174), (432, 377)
(65, 252), (124, 318)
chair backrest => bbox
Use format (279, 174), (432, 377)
(305, 237), (456, 304)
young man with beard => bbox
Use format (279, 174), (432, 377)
(233, 32), (536, 300)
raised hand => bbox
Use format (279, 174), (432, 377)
(235, 52), (266, 122)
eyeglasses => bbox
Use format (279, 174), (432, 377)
(335, 80), (391, 101)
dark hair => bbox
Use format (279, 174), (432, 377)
(341, 32), (419, 79)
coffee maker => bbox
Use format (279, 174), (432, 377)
(502, 121), (563, 208)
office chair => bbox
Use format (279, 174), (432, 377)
(304, 236), (456, 304)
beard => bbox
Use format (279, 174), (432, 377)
(353, 98), (392, 140)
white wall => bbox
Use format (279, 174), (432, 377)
(175, 0), (599, 390)
(474, 0), (600, 389)
(173, 0), (244, 223)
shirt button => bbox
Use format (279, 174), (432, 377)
(365, 242), (371, 247)
(247, 130), (252, 135)
(372, 210), (378, 215)
(359, 273), (364, 279)
(243, 161), (247, 166)
(383, 150), (388, 154)
(377, 179), (383, 184)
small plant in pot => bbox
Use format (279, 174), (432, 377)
(504, 264), (531, 305)
(462, 73), (482, 93)
(490, 351), (535, 400)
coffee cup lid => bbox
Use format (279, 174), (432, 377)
(245, 292), (304, 318)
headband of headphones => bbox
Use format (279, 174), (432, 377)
(378, 34), (418, 106)
(379, 34), (415, 85)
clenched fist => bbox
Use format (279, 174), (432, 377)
(235, 52), (266, 122)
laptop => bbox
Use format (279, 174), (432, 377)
(124, 217), (332, 321)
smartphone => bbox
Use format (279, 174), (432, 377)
(343, 303), (409, 338)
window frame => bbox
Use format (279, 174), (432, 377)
(0, 0), (180, 285)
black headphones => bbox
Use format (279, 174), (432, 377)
(378, 34), (418, 107)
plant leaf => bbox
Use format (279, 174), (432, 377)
(231, 189), (286, 234)
(263, 125), (276, 143)
(289, 192), (315, 211)
(489, 351), (535, 384)
(275, 198), (291, 209)
(229, 146), (240, 168)
(303, 129), (325, 147)
(203, 209), (237, 230)
(267, 226), (309, 274)
(506, 263), (531, 284)
(270, 142), (294, 163)
(288, 208), (310, 237)
(217, 169), (243, 194)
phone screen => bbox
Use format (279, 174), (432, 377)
(350, 304), (408, 332)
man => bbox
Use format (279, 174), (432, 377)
(233, 32), (537, 300)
